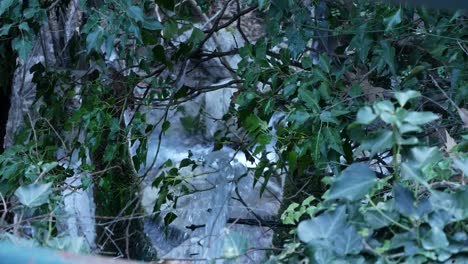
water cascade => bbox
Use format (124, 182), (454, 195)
(138, 28), (283, 262)
(3, 2), (283, 262)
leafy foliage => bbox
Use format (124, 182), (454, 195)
(228, 1), (467, 263)
(0, 0), (466, 262)
(268, 93), (467, 263)
(0, 0), (47, 60)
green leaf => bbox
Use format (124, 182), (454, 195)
(0, 24), (12, 36)
(282, 83), (297, 97)
(380, 111), (398, 125)
(242, 114), (267, 132)
(143, 19), (163, 30)
(364, 207), (399, 229)
(257, 133), (272, 145)
(409, 147), (442, 168)
(18, 22), (31, 32)
(306, 245), (335, 264)
(302, 56), (313, 69)
(103, 144), (117, 163)
(162, 20), (177, 39)
(401, 138), (419, 147)
(348, 23), (373, 63)
(326, 163), (377, 202)
(189, 27), (205, 46)
(287, 110), (311, 130)
(281, 202), (300, 225)
(23, 7), (42, 19)
(394, 183), (417, 217)
(162, 120), (171, 133)
(41, 162), (58, 174)
(128, 24), (142, 42)
(213, 142), (223, 151)
(374, 100), (395, 115)
(453, 159), (468, 175)
(12, 37), (34, 61)
(379, 40), (396, 75)
(25, 164), (39, 181)
(298, 87), (320, 112)
(318, 54), (331, 73)
(348, 83), (361, 97)
(421, 227), (449, 250)
(357, 130), (395, 156)
(428, 210), (451, 229)
(285, 26), (305, 58)
(104, 34), (115, 59)
(85, 29), (103, 53)
(14, 183), (52, 208)
(0, 0), (14, 16)
(164, 212), (177, 226)
(430, 188), (468, 221)
(279, 48), (291, 65)
(324, 127), (344, 155)
(383, 9), (402, 32)
(287, 151), (298, 174)
(404, 111), (439, 125)
(395, 104), (411, 124)
(398, 123), (422, 134)
(179, 158), (194, 168)
(356, 106), (376, 125)
(258, 0), (268, 10)
(332, 225), (363, 256)
(153, 186), (168, 213)
(298, 206), (346, 243)
(255, 38), (267, 60)
(223, 230), (248, 259)
(127, 6), (144, 22)
(401, 162), (429, 187)
(395, 90), (420, 107)
(320, 111), (339, 124)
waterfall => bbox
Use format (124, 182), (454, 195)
(2, 3), (283, 260)
(134, 26), (283, 263)
(140, 77), (283, 262)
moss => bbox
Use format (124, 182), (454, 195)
(92, 160), (158, 260)
(91, 71), (157, 260)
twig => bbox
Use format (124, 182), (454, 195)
(457, 40), (468, 56)
(232, 186), (264, 227)
(359, 65), (378, 82)
(26, 112), (39, 160)
(0, 191), (7, 222)
(236, 0), (251, 44)
(88, 166), (122, 177)
(47, 0), (61, 10)
(125, 203), (140, 258)
(141, 60), (190, 180)
(40, 117), (70, 154)
(429, 74), (457, 109)
(206, 4), (258, 35)
(188, 0), (242, 86)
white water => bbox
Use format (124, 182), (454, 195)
(56, 24), (283, 262)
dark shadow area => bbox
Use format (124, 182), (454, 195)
(0, 44), (13, 154)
